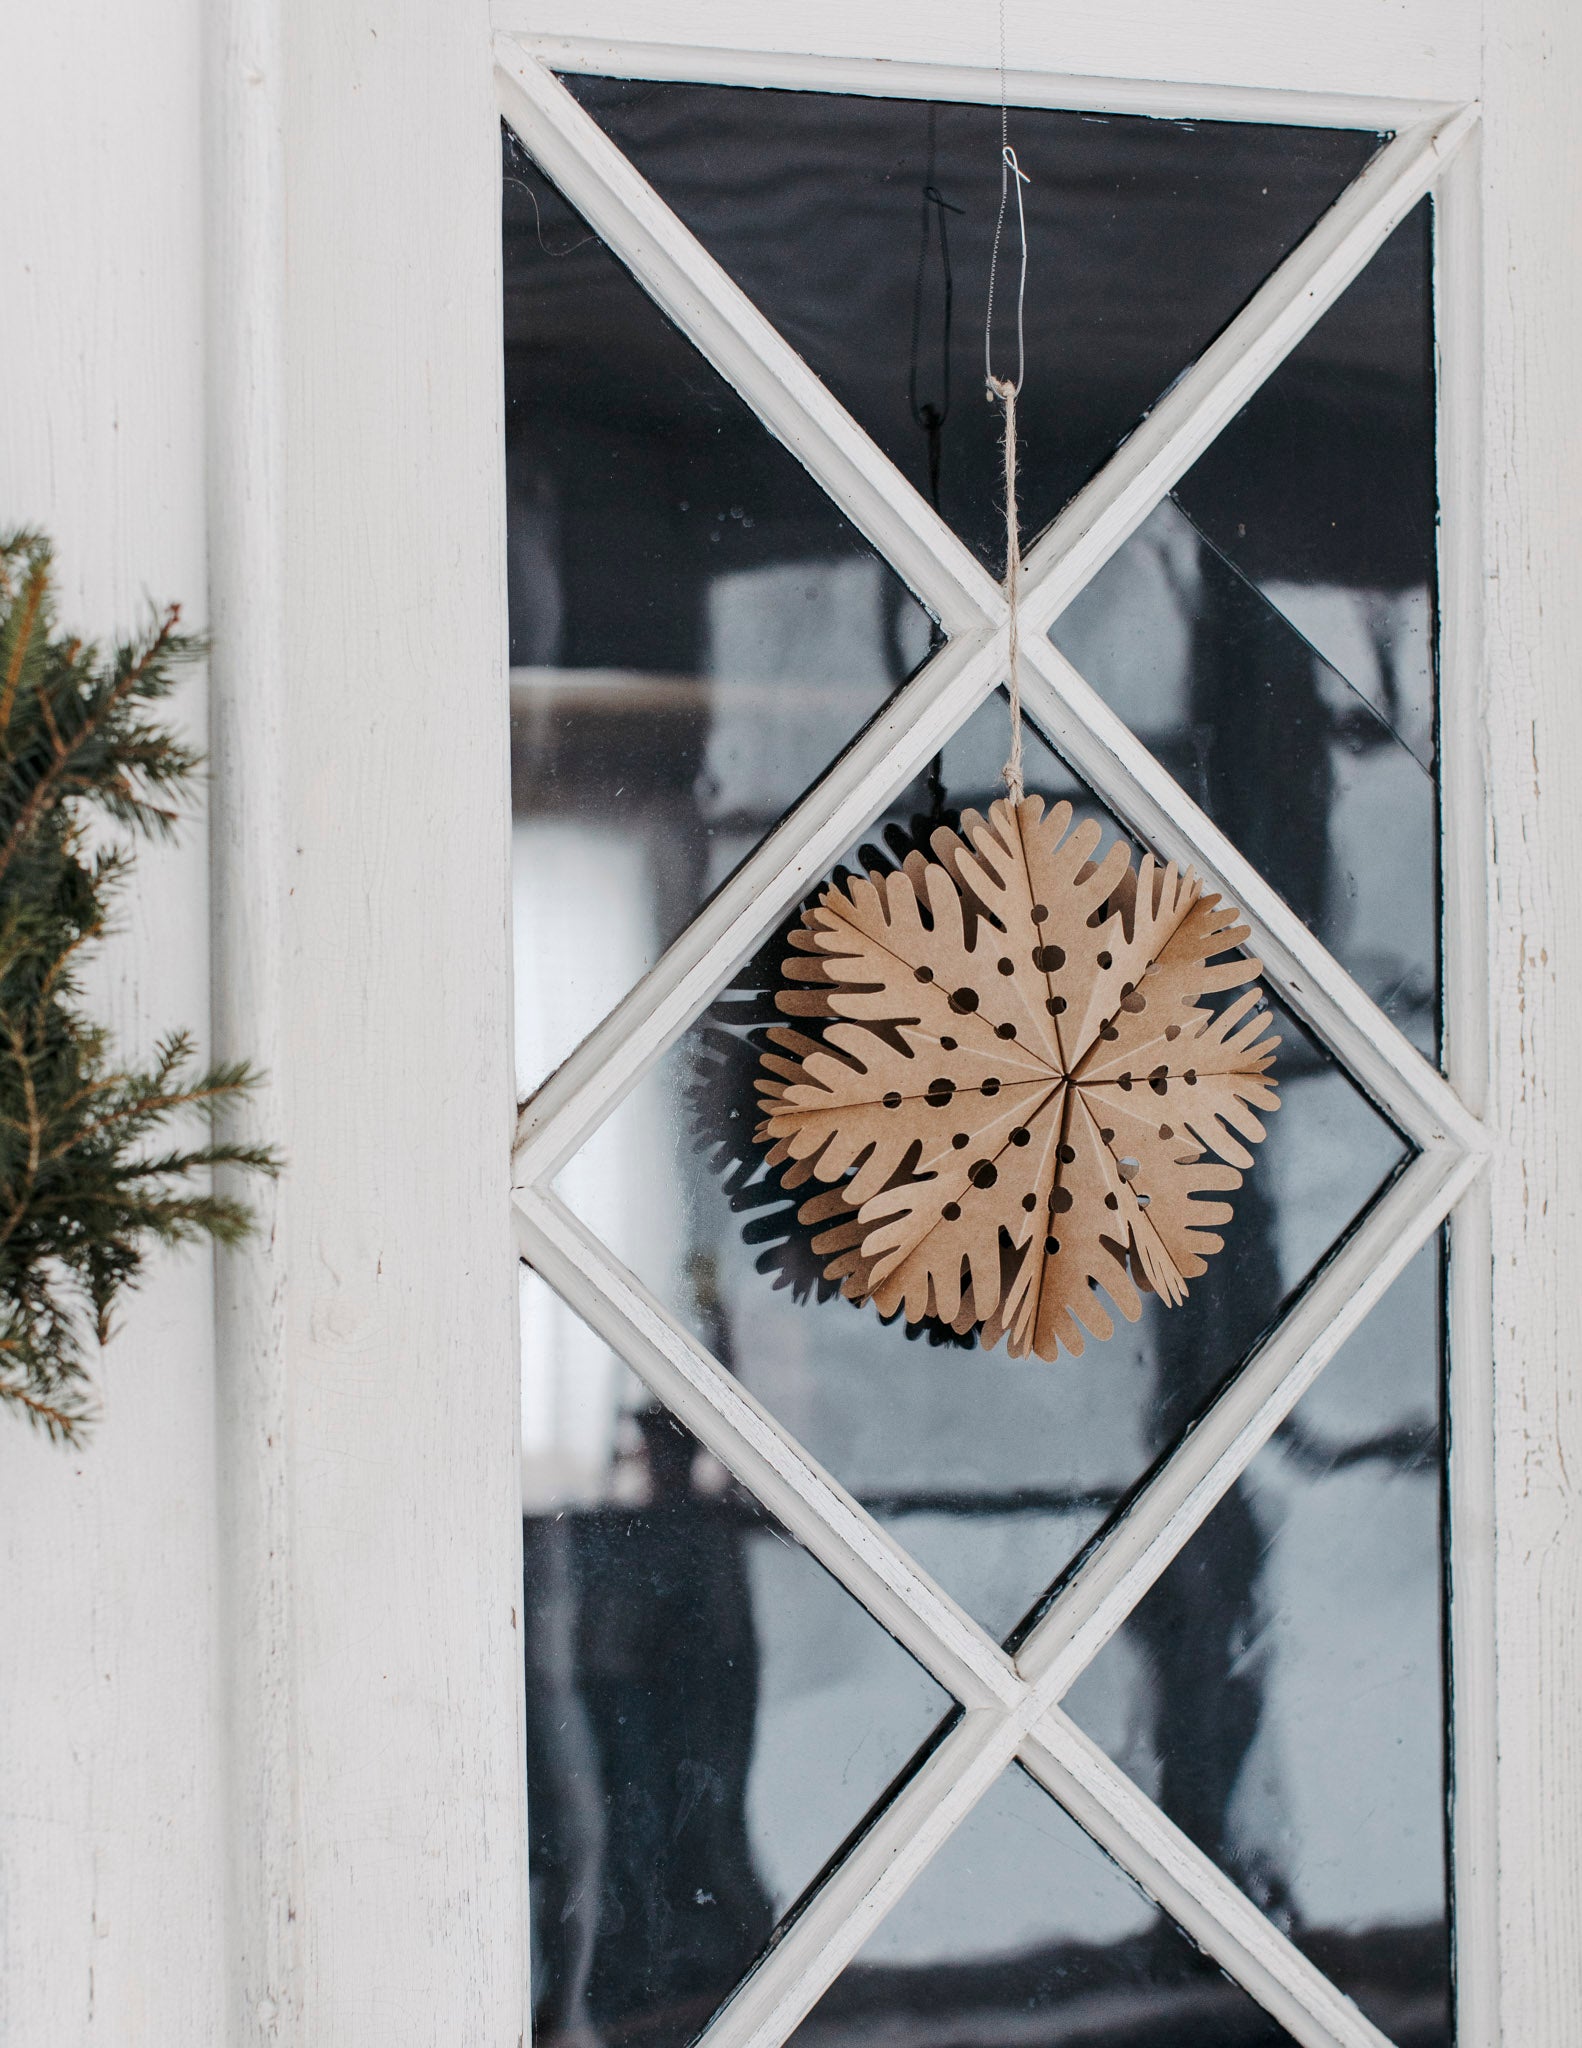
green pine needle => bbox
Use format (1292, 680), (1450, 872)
(0, 531), (278, 1442)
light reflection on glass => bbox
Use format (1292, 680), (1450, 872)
(505, 128), (932, 1096)
(557, 701), (1410, 1643)
(522, 1261), (951, 2048)
(1066, 1242), (1448, 2043)
(787, 1764), (1302, 2046)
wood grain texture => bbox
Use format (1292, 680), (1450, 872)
(1483, 1), (1582, 2038)
(499, 0), (1479, 106)
(268, 0), (527, 2037)
(0, 1), (226, 2040)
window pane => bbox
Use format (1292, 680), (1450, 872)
(1174, 203), (1436, 773)
(785, 1764), (1301, 2045)
(1065, 1242), (1448, 2042)
(505, 128), (934, 1094)
(522, 1262), (953, 2048)
(565, 75), (1380, 568)
(557, 697), (1410, 1642)
(1054, 206), (1440, 1061)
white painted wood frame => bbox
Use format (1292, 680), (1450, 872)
(494, 8), (1577, 2048)
(498, 36), (1472, 2044)
(3, 0), (1578, 2043)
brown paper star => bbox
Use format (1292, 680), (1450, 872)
(754, 795), (1280, 1360)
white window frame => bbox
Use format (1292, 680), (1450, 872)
(499, 38), (1480, 2048)
(201, 3), (1579, 2043)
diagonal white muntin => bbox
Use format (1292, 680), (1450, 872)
(499, 42), (1483, 2048)
(515, 1137), (1460, 2048)
(500, 41), (1479, 1191)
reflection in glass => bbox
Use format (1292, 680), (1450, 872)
(504, 127), (933, 1093)
(1054, 495), (1438, 1057)
(557, 699), (1410, 1642)
(522, 1258), (951, 2048)
(1066, 1242), (1448, 2043)
(1174, 203), (1436, 774)
(788, 1764), (1300, 2046)
(566, 75), (1380, 568)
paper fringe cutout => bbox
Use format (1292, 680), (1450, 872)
(754, 795), (1281, 1361)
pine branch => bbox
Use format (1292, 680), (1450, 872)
(0, 531), (279, 1438)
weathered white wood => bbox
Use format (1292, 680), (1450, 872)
(515, 1188), (1022, 1711)
(206, 0), (300, 2037)
(496, 0), (1480, 106)
(1433, 132), (1500, 2048)
(0, 2), (226, 2040)
(503, 32), (1494, 2038)
(511, 77), (1479, 1192)
(1015, 1141), (1478, 1700)
(257, 0), (528, 2036)
(1481, 1), (1582, 2038)
(1021, 1713), (1392, 2048)
(514, 35), (1447, 131)
(495, 39), (1000, 635)
(695, 1710), (1019, 2048)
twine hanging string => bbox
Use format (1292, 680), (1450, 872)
(985, 138), (1031, 806)
(987, 372), (1024, 803)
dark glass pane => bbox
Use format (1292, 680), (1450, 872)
(1053, 494), (1438, 1059)
(787, 1764), (1300, 2046)
(1066, 1242), (1448, 2044)
(504, 127), (934, 1093)
(558, 699), (1410, 1642)
(522, 1260), (952, 2048)
(566, 76), (1380, 568)
(1175, 203), (1436, 774)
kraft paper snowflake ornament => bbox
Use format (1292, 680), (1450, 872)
(753, 796), (1280, 1360)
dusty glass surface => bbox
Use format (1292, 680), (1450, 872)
(558, 700), (1411, 1642)
(1066, 1242), (1448, 2043)
(1054, 494), (1437, 1060)
(786, 1764), (1302, 2046)
(521, 1263), (952, 2048)
(1055, 204), (1439, 1061)
(1174, 203), (1436, 775)
(504, 127), (933, 1094)
(566, 75), (1380, 568)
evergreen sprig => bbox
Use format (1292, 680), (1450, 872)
(0, 531), (276, 1441)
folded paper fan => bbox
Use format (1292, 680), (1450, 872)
(754, 795), (1280, 1361)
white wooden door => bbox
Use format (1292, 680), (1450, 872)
(194, 3), (1581, 2045)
